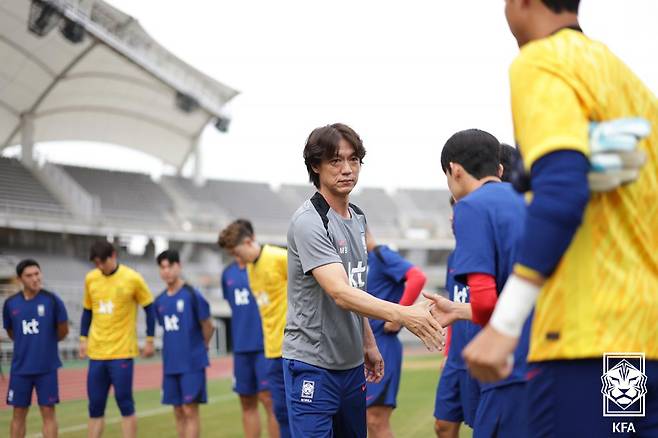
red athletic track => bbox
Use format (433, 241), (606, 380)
(0, 356), (233, 410)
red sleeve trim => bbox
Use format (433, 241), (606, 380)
(468, 273), (497, 326)
(399, 266), (427, 306)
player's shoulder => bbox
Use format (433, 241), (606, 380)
(290, 199), (325, 233)
(85, 268), (101, 282)
(154, 290), (168, 303)
(265, 244), (287, 258)
(40, 289), (63, 304)
(3, 291), (22, 308)
(512, 29), (607, 74)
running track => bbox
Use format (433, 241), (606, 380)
(0, 356), (233, 410)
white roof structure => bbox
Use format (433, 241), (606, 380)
(0, 0), (239, 168)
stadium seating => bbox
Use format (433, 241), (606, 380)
(63, 165), (176, 226)
(0, 157), (69, 218)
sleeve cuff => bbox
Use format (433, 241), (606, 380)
(513, 264), (545, 284)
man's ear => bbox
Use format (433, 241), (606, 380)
(449, 162), (462, 179)
(311, 163), (320, 175)
(498, 164), (504, 178)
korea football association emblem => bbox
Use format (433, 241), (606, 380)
(176, 299), (185, 313)
(601, 353), (647, 417)
(37, 304), (45, 317)
(301, 380), (315, 402)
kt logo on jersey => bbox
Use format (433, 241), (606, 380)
(601, 352), (647, 417)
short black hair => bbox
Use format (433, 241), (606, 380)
(16, 259), (40, 277)
(499, 143), (520, 183)
(541, 0), (579, 13)
(234, 218), (254, 237)
(303, 123), (366, 188)
(441, 129), (500, 179)
(89, 240), (116, 262)
(156, 249), (180, 266)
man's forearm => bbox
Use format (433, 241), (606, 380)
(334, 284), (402, 324)
(363, 317), (377, 349)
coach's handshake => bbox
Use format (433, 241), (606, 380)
(394, 299), (446, 352)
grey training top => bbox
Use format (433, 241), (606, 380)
(283, 193), (368, 370)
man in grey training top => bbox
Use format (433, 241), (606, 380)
(283, 123), (444, 438)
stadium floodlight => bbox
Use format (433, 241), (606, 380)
(214, 116), (231, 133)
(175, 92), (200, 113)
(60, 17), (86, 43)
(28, 0), (61, 37)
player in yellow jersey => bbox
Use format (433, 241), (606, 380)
(456, 0), (657, 436)
(79, 241), (156, 438)
(219, 221), (290, 438)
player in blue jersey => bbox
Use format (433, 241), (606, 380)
(433, 197), (481, 438)
(3, 259), (69, 438)
(425, 129), (530, 438)
(221, 233), (279, 438)
(364, 230), (427, 438)
(155, 250), (214, 438)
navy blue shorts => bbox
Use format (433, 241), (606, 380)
(87, 359), (134, 418)
(7, 370), (59, 407)
(284, 358), (366, 438)
(473, 383), (527, 438)
(233, 351), (269, 396)
(527, 359), (658, 438)
(162, 369), (207, 406)
(434, 364), (480, 427)
(366, 335), (402, 408)
(267, 358), (291, 438)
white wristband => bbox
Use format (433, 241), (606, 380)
(490, 274), (540, 338)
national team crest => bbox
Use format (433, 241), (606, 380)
(301, 380), (315, 402)
(176, 299), (185, 313)
(37, 304), (45, 317)
(601, 353), (647, 417)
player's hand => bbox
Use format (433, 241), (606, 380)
(421, 292), (460, 328)
(364, 345), (385, 383)
(78, 339), (88, 359)
(398, 300), (445, 352)
(141, 339), (155, 358)
(462, 324), (518, 383)
(383, 321), (402, 334)
(588, 117), (651, 192)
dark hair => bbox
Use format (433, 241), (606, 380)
(156, 249), (180, 266)
(303, 123), (366, 188)
(218, 220), (254, 249)
(89, 240), (116, 262)
(441, 129), (500, 179)
(499, 143), (521, 183)
(234, 218), (254, 236)
(541, 0), (579, 13)
(16, 259), (40, 277)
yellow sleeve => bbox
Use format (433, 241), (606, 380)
(83, 275), (92, 310)
(134, 273), (154, 307)
(510, 59), (589, 170)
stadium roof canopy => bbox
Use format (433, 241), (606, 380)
(0, 0), (239, 169)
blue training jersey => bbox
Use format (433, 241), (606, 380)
(366, 245), (413, 338)
(2, 289), (68, 375)
(445, 252), (481, 370)
(154, 284), (210, 374)
(452, 182), (532, 390)
(221, 262), (264, 354)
